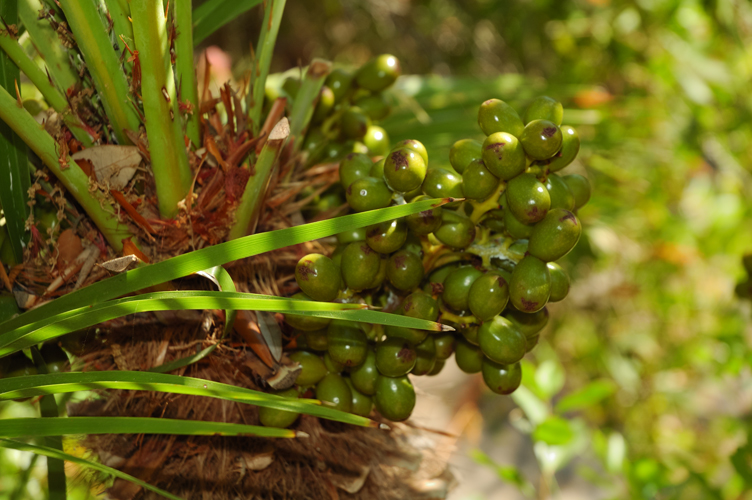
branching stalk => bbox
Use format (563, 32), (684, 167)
(130, 0), (193, 218)
(247, 0), (287, 136)
(174, 0), (200, 148)
(228, 118), (289, 239)
(288, 59), (331, 151)
(58, 0), (141, 145)
(0, 85), (134, 252)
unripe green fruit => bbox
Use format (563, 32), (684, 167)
(312, 85), (335, 124)
(350, 349), (378, 395)
(509, 256), (551, 313)
(400, 231), (424, 257)
(478, 316), (527, 365)
(303, 329), (329, 351)
(478, 99), (524, 137)
(339, 153), (373, 190)
(355, 93), (391, 120)
(503, 208), (533, 240)
(401, 291), (439, 322)
(366, 218), (407, 254)
(341, 107), (371, 140)
(422, 167), (464, 200)
(527, 208), (581, 262)
(376, 337), (417, 377)
(547, 126), (580, 172)
(355, 54), (401, 92)
(524, 96), (563, 125)
(442, 266), (483, 312)
(544, 174), (575, 211)
(506, 173), (551, 225)
(463, 159), (499, 200)
(525, 335), (540, 353)
(504, 308), (549, 340)
(427, 359), (445, 376)
(366, 253), (388, 289)
(433, 333), (455, 360)
(562, 174), (591, 209)
(406, 196), (442, 235)
(259, 388), (300, 428)
(386, 250), (424, 291)
(285, 293), (332, 331)
(327, 321), (369, 367)
(346, 177), (392, 212)
(370, 157), (386, 179)
(384, 148), (427, 193)
(363, 126), (390, 156)
(345, 378), (373, 417)
(411, 335), (437, 375)
(393, 139), (428, 165)
(295, 254), (340, 302)
(482, 132), (526, 180)
(455, 338), (484, 374)
(384, 324), (428, 345)
(316, 373), (352, 412)
(341, 242), (380, 291)
(547, 262), (570, 302)
(520, 120), (563, 160)
(374, 375), (415, 422)
(337, 228), (366, 244)
(290, 350), (328, 387)
(482, 359), (522, 395)
(468, 273), (509, 321)
(40, 342), (70, 373)
(449, 139), (482, 174)
(462, 325), (479, 345)
(326, 68), (353, 103)
(324, 351), (345, 373)
(434, 210), (476, 249)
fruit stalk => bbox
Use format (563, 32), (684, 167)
(173, 0), (201, 148)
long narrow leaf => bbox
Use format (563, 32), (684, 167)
(174, 0), (200, 147)
(0, 417), (298, 438)
(0, 291), (446, 356)
(0, 197), (450, 335)
(0, 371), (376, 427)
(0, 439), (183, 500)
(192, 0), (263, 46)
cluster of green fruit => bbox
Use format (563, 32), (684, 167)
(735, 254), (752, 300)
(291, 54), (400, 167)
(262, 96), (593, 427)
(0, 343), (69, 382)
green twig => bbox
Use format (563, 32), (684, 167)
(0, 0), (29, 265)
(174, 0), (200, 148)
(247, 0), (287, 136)
(0, 84), (135, 252)
(18, 0), (80, 95)
(0, 31), (94, 146)
(104, 0), (134, 45)
(58, 0), (141, 145)
(131, 0), (193, 218)
(288, 59), (331, 152)
(228, 117), (289, 239)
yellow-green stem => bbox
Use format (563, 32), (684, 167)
(288, 59), (331, 150)
(174, 0), (200, 148)
(131, 0), (193, 218)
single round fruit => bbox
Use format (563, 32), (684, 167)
(384, 148), (427, 193)
(327, 321), (369, 367)
(504, 308), (549, 340)
(40, 342), (69, 373)
(326, 68), (353, 103)
(462, 159), (499, 200)
(519, 120), (563, 160)
(374, 375), (415, 421)
(527, 208), (581, 262)
(462, 325), (479, 345)
(482, 359), (522, 395)
(295, 254), (340, 302)
(506, 173), (551, 225)
(259, 388), (300, 428)
(411, 336), (437, 375)
(547, 126), (580, 172)
(547, 262), (570, 302)
(442, 266), (483, 312)
(367, 254), (388, 289)
(346, 177), (392, 212)
(363, 126), (390, 156)
(427, 359), (445, 376)
(503, 208), (533, 240)
(370, 157), (386, 179)
(350, 349), (378, 395)
(434, 211), (476, 249)
(393, 139), (428, 165)
(341, 242), (381, 291)
(434, 333), (455, 360)
(337, 228), (366, 244)
(366, 218), (408, 254)
(478, 99), (524, 137)
(341, 107), (371, 140)
(290, 350), (328, 386)
(355, 93), (391, 120)
(302, 329), (328, 351)
(455, 338), (484, 374)
(376, 338), (417, 377)
(312, 85), (335, 124)
(345, 378), (373, 417)
(509, 256), (551, 313)
(324, 351), (345, 373)
(468, 273), (509, 321)
(545, 174), (575, 211)
(386, 250), (424, 291)
(339, 153), (373, 190)
(482, 132), (526, 180)
(478, 316), (527, 365)
(285, 293), (332, 331)
(355, 54), (401, 92)
(316, 373), (352, 413)
(405, 196), (442, 235)
(562, 174), (591, 209)
(401, 291), (439, 322)
(422, 167), (464, 199)
(449, 139), (482, 174)
(524, 96), (563, 125)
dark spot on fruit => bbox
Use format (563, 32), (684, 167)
(393, 254), (407, 268)
(403, 298), (413, 311)
(543, 127), (557, 138)
(485, 142), (506, 160)
(297, 262), (315, 280)
(347, 185), (352, 196)
(366, 227), (382, 239)
(390, 150), (408, 170)
(397, 345), (416, 362)
(520, 298), (538, 311)
(361, 244), (373, 254)
(560, 211), (578, 224)
(483, 99), (494, 105)
(497, 276), (508, 287)
(346, 153), (355, 160)
(419, 210), (435, 223)
(431, 282), (445, 295)
(527, 207), (540, 218)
